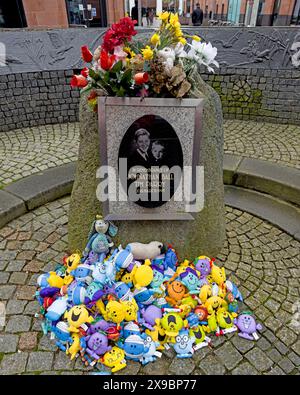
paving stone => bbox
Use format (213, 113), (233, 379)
(265, 366), (285, 375)
(15, 285), (36, 300)
(276, 327), (298, 346)
(288, 352), (300, 367)
(0, 272), (10, 284)
(0, 334), (19, 353)
(6, 300), (27, 315)
(140, 356), (171, 375)
(291, 340), (300, 356)
(214, 342), (243, 370)
(38, 335), (58, 352)
(23, 260), (44, 273)
(199, 355), (226, 375)
(274, 340), (289, 355)
(26, 351), (54, 372)
(9, 272), (28, 285)
(5, 260), (26, 272)
(6, 315), (32, 333)
(53, 350), (75, 370)
(19, 332), (38, 351)
(0, 352), (28, 374)
(114, 360), (141, 375)
(257, 337), (272, 351)
(245, 348), (273, 372)
(231, 362), (258, 375)
(0, 285), (16, 299)
(278, 357), (295, 374)
(24, 300), (39, 315)
(267, 348), (282, 363)
(168, 357), (195, 375)
(231, 336), (255, 354)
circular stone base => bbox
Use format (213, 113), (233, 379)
(0, 197), (299, 375)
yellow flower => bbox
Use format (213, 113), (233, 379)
(158, 11), (169, 22)
(179, 37), (187, 45)
(150, 33), (161, 46)
(141, 46), (154, 61)
(123, 47), (135, 58)
(192, 35), (201, 42)
(174, 26), (182, 37)
(169, 13), (179, 26)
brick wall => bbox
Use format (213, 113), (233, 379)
(0, 71), (79, 132)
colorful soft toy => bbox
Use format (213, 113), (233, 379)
(101, 346), (126, 372)
(140, 334), (161, 365)
(160, 313), (187, 343)
(123, 334), (146, 361)
(64, 305), (94, 332)
(66, 333), (81, 360)
(132, 259), (153, 289)
(234, 312), (262, 340)
(45, 297), (68, 322)
(126, 241), (165, 260)
(180, 267), (201, 294)
(173, 329), (195, 358)
(84, 332), (111, 359)
(165, 280), (188, 306)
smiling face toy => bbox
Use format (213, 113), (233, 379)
(121, 299), (139, 321)
(65, 305), (94, 332)
(166, 281), (187, 306)
(173, 329), (195, 358)
(217, 308), (236, 329)
(180, 268), (201, 293)
(123, 334), (146, 361)
(235, 312), (263, 340)
(105, 300), (126, 324)
(64, 253), (81, 274)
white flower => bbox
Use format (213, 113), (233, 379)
(157, 47), (176, 74)
(174, 42), (187, 58)
(187, 41), (219, 73)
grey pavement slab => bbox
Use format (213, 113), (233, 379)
(0, 190), (26, 228)
(224, 186), (300, 241)
(4, 162), (76, 211)
(223, 154), (242, 185)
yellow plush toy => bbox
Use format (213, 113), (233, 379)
(66, 333), (81, 360)
(64, 253), (81, 274)
(216, 308), (237, 329)
(132, 260), (153, 289)
(204, 295), (227, 315)
(97, 300), (125, 324)
(47, 272), (64, 288)
(101, 346), (127, 373)
(211, 264), (226, 286)
(121, 299), (138, 321)
(199, 284), (212, 304)
(64, 305), (94, 332)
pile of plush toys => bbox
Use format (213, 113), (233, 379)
(36, 215), (262, 373)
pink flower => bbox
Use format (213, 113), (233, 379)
(70, 74), (88, 88)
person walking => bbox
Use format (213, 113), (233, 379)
(192, 3), (204, 26)
(131, 0), (138, 23)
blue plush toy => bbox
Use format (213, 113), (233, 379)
(133, 287), (155, 307)
(173, 329), (195, 358)
(67, 281), (87, 306)
(180, 268), (201, 294)
(140, 334), (160, 365)
(84, 281), (104, 307)
(71, 264), (93, 284)
(149, 265), (169, 295)
(114, 282), (133, 301)
(164, 247), (178, 271)
(45, 297), (68, 322)
(123, 334), (146, 362)
(52, 321), (72, 352)
(83, 216), (118, 263)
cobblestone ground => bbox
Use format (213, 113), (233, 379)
(0, 119), (299, 187)
(0, 197), (299, 375)
(224, 120), (300, 169)
(0, 123), (79, 187)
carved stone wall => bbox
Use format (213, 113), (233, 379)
(0, 26), (299, 131)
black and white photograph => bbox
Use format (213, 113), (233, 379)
(118, 114), (184, 208)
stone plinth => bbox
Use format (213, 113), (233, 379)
(68, 70), (225, 258)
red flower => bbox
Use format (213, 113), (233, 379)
(102, 17), (137, 53)
(100, 50), (116, 70)
(70, 74), (88, 88)
(81, 67), (89, 77)
(81, 45), (93, 62)
(134, 72), (149, 85)
(88, 90), (98, 101)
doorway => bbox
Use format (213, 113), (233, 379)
(65, 0), (107, 27)
(0, 0), (27, 28)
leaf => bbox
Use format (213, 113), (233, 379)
(121, 69), (132, 84)
(110, 60), (123, 74)
(88, 68), (100, 81)
(117, 86), (126, 97)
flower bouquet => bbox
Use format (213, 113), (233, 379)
(71, 12), (219, 111)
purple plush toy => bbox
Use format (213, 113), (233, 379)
(234, 312), (262, 341)
(141, 305), (162, 329)
(85, 332), (111, 359)
(194, 256), (211, 277)
(87, 319), (116, 335)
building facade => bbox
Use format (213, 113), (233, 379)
(0, 0), (299, 28)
